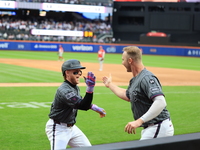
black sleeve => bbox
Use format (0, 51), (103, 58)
(75, 93), (93, 110)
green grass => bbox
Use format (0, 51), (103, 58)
(0, 50), (200, 149)
(0, 50), (200, 84)
(142, 55), (200, 70)
(0, 63), (63, 83)
(0, 86), (200, 150)
(162, 86), (200, 135)
(1, 50), (200, 70)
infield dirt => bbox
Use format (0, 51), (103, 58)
(1, 58), (200, 86)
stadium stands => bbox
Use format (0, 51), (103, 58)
(0, 15), (113, 43)
(16, 0), (113, 7)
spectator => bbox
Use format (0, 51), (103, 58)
(3, 32), (8, 39)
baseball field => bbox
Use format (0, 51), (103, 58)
(0, 50), (200, 150)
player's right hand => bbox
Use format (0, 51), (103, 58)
(124, 119), (143, 134)
(84, 72), (96, 87)
(102, 73), (112, 88)
(84, 72), (96, 93)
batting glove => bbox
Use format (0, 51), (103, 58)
(84, 72), (96, 93)
(91, 104), (106, 118)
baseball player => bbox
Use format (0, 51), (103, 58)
(98, 46), (105, 71)
(102, 46), (174, 140)
(58, 45), (64, 61)
(45, 59), (106, 150)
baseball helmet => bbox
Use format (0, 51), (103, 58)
(61, 59), (86, 75)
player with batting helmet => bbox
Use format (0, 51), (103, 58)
(45, 59), (106, 150)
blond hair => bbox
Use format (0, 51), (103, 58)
(122, 46), (142, 62)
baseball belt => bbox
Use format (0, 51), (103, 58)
(53, 119), (74, 127)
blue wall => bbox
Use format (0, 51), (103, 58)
(0, 41), (200, 57)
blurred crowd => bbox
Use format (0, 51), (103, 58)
(0, 16), (114, 43)
(16, 0), (113, 7)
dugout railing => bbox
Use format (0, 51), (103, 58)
(69, 132), (200, 150)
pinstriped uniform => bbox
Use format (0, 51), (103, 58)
(48, 81), (81, 124)
(45, 81), (91, 149)
(126, 68), (173, 139)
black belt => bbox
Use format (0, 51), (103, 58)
(53, 119), (74, 127)
(143, 120), (163, 129)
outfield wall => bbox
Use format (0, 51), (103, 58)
(0, 40), (200, 57)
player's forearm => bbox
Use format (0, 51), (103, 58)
(140, 95), (166, 122)
(76, 93), (93, 110)
(108, 82), (130, 101)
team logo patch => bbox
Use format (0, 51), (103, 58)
(150, 87), (160, 93)
(66, 92), (76, 99)
(149, 79), (155, 84)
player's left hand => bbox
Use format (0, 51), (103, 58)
(91, 104), (106, 118)
(124, 119), (143, 134)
